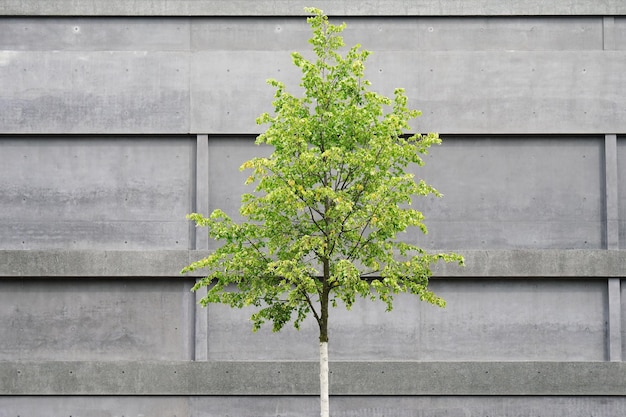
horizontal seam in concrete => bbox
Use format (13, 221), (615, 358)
(1, 249), (625, 278)
(1, 361), (624, 396)
(2, 0), (626, 16)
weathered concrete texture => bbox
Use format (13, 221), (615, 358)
(2, 0), (626, 16)
(1, 396), (625, 417)
(617, 17), (626, 50)
(206, 279), (606, 361)
(192, 396), (626, 417)
(0, 50), (189, 134)
(0, 269), (609, 362)
(1, 17), (604, 52)
(0, 278), (195, 361)
(1, 18), (625, 134)
(2, 361), (626, 395)
(0, 18), (191, 51)
(416, 136), (605, 249)
(0, 397), (190, 417)
(0, 137), (194, 250)
(2, 250), (626, 277)
(202, 135), (606, 249)
(186, 17), (605, 52)
(207, 136), (271, 236)
(191, 50), (626, 134)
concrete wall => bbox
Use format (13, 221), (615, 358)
(1, 1), (626, 416)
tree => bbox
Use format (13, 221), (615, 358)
(182, 8), (463, 417)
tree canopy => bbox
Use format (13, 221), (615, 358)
(182, 8), (463, 341)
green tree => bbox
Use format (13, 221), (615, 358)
(182, 8), (463, 417)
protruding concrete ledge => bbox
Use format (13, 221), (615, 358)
(2, 0), (625, 16)
(1, 249), (625, 278)
(1, 361), (625, 396)
(434, 249), (626, 278)
(0, 250), (210, 278)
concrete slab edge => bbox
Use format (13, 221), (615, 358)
(1, 361), (624, 396)
(2, 0), (626, 17)
(0, 249), (624, 278)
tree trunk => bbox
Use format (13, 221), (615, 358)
(320, 256), (330, 417)
(320, 341), (329, 417)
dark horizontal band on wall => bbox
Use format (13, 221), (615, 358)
(2, 0), (626, 17)
(1, 361), (624, 396)
(1, 249), (625, 278)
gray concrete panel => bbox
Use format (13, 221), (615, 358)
(0, 278), (194, 361)
(616, 17), (626, 50)
(201, 135), (605, 249)
(0, 51), (189, 133)
(1, 18), (623, 134)
(207, 136), (272, 241)
(2, 0), (626, 16)
(1, 396), (626, 417)
(2, 361), (626, 395)
(415, 136), (604, 249)
(193, 396), (626, 417)
(0, 397), (190, 417)
(191, 51), (626, 134)
(190, 50), (294, 134)
(0, 18), (191, 51)
(206, 279), (606, 361)
(0, 137), (193, 250)
(191, 17), (603, 52)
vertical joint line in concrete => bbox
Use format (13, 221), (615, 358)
(195, 134), (210, 251)
(608, 278), (622, 361)
(193, 134), (210, 361)
(184, 280), (196, 361)
(605, 134), (621, 361)
(603, 17), (615, 51)
(194, 284), (209, 361)
(605, 134), (619, 250)
(189, 135), (198, 250)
